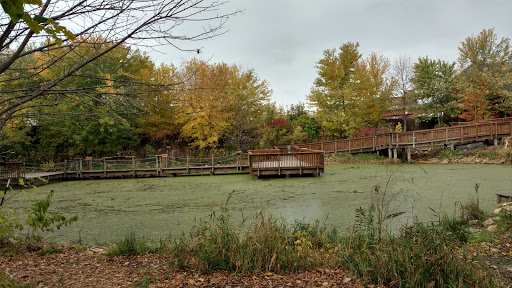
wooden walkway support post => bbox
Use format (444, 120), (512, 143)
(210, 154), (215, 175)
(78, 158), (83, 178)
(235, 151), (242, 171)
(85, 157), (93, 171)
(162, 154), (168, 169)
(131, 156), (135, 178)
(186, 155), (189, 174)
(103, 157), (107, 177)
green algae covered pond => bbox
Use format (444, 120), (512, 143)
(5, 164), (512, 245)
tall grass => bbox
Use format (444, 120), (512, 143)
(170, 212), (337, 274)
(340, 217), (495, 287)
(106, 232), (151, 256)
(166, 209), (497, 287)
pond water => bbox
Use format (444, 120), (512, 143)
(5, 164), (512, 245)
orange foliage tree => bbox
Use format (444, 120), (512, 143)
(459, 84), (491, 121)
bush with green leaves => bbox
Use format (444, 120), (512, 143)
(0, 188), (77, 242)
(438, 148), (463, 159)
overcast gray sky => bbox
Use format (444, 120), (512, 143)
(149, 0), (512, 109)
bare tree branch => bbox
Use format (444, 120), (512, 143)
(0, 0), (238, 131)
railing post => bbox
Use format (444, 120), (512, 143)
(460, 126), (463, 144)
(79, 158), (83, 178)
(211, 154), (214, 175)
(348, 139), (351, 154)
(235, 151), (241, 171)
(299, 152), (302, 175)
(103, 157), (107, 177)
(412, 132), (415, 148)
(186, 155), (189, 174)
(162, 154), (168, 169)
(257, 154), (260, 176)
(278, 153), (281, 175)
(63, 160), (67, 173)
(85, 157), (92, 171)
(131, 156), (135, 178)
(248, 152), (251, 173)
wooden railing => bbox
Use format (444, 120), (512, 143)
(291, 118), (512, 154)
(248, 148), (324, 176)
(0, 161), (25, 179)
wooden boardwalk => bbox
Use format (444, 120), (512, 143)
(2, 117), (511, 184)
(289, 117), (512, 161)
(0, 154), (250, 186)
(1, 148), (325, 185)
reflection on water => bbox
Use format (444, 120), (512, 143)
(6, 164), (511, 245)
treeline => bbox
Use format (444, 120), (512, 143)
(0, 36), (321, 161)
(309, 28), (512, 138)
(1, 29), (511, 161)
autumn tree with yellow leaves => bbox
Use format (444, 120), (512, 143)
(308, 42), (395, 138)
(175, 59), (270, 150)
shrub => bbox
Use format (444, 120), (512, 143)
(1, 189), (77, 242)
(41, 161), (57, 172)
(24, 191), (78, 242)
(438, 148), (463, 159)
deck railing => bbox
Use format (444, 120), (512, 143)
(248, 148), (324, 176)
(0, 161), (25, 179)
(291, 118), (512, 154)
